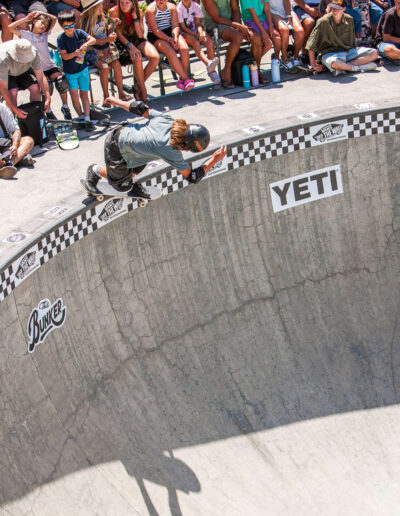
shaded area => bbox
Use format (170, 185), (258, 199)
(0, 132), (399, 515)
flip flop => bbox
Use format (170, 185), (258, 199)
(221, 78), (235, 89)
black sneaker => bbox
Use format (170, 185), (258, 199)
(85, 120), (95, 132)
(47, 109), (57, 121)
(130, 182), (151, 199)
(85, 164), (100, 194)
(61, 105), (72, 120)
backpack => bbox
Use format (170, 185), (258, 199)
(17, 101), (48, 146)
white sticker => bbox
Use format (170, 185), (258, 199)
(243, 126), (265, 134)
(297, 112), (319, 120)
(14, 249), (40, 281)
(354, 103), (376, 110)
(269, 165), (343, 213)
(43, 206), (71, 218)
(146, 161), (163, 170)
(27, 298), (67, 353)
(3, 232), (30, 244)
(204, 155), (228, 179)
(309, 120), (348, 146)
(95, 197), (128, 226)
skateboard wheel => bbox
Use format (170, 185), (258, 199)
(138, 200), (146, 208)
(97, 195), (104, 202)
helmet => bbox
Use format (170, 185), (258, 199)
(185, 124), (210, 152)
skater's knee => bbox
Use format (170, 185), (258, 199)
(21, 135), (34, 151)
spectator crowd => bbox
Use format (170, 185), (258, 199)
(0, 0), (399, 177)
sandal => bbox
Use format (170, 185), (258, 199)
(221, 78), (235, 89)
(119, 93), (133, 101)
(176, 79), (185, 90)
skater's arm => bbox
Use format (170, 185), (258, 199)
(179, 21), (197, 37)
(103, 97), (150, 117)
(179, 145), (228, 181)
(308, 50), (323, 71)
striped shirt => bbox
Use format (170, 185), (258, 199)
(148, 3), (172, 33)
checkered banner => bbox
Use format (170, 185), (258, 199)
(1, 109), (400, 303)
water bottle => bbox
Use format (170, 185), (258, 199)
(242, 64), (251, 88)
(250, 64), (259, 86)
(271, 58), (281, 83)
(53, 50), (62, 67)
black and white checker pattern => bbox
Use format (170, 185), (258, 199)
(347, 111), (400, 138)
(1, 107), (400, 304)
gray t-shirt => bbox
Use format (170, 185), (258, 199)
(118, 110), (189, 171)
(0, 40), (42, 82)
(20, 30), (55, 71)
(0, 102), (18, 138)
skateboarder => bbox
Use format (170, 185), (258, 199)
(85, 97), (227, 199)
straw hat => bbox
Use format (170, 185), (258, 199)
(81, 0), (104, 13)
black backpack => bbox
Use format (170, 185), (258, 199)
(17, 101), (48, 146)
(231, 48), (255, 86)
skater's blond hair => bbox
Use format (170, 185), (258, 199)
(170, 119), (190, 151)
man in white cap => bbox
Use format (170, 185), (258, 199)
(0, 39), (51, 119)
(306, 0), (379, 76)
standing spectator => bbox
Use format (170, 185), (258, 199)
(375, 0), (400, 63)
(201, 0), (263, 88)
(239, 0), (278, 82)
(110, 0), (159, 102)
(79, 0), (131, 105)
(145, 0), (195, 91)
(269, 0), (304, 71)
(292, 0), (322, 60)
(0, 101), (34, 178)
(57, 9), (96, 130)
(0, 39), (51, 119)
(9, 11), (72, 120)
(306, 0), (378, 75)
(0, 3), (12, 41)
(177, 0), (220, 83)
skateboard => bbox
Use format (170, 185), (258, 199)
(80, 179), (162, 207)
(54, 123), (79, 150)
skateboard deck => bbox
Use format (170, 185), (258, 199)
(80, 179), (162, 207)
(54, 123), (79, 150)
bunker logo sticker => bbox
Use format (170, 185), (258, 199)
(27, 298), (67, 353)
(269, 165), (343, 213)
(310, 120), (348, 146)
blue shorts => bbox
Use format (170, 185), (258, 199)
(65, 67), (90, 91)
(293, 4), (320, 22)
(377, 41), (400, 56)
(321, 47), (376, 71)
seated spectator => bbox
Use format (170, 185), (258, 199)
(110, 0), (159, 102)
(0, 101), (34, 178)
(375, 0), (400, 63)
(0, 3), (12, 41)
(46, 0), (82, 22)
(201, 0), (260, 88)
(177, 0), (221, 83)
(239, 0), (277, 82)
(57, 9), (96, 130)
(79, 0), (131, 105)
(9, 11), (72, 120)
(292, 0), (322, 60)
(0, 39), (51, 119)
(145, 0), (195, 91)
(306, 0), (378, 75)
(269, 0), (304, 72)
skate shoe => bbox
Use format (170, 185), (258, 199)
(85, 164), (100, 194)
(61, 105), (72, 120)
(131, 182), (151, 199)
(0, 162), (17, 178)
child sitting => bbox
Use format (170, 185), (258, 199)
(57, 9), (97, 130)
(9, 10), (72, 120)
(79, 0), (131, 105)
(177, 0), (220, 83)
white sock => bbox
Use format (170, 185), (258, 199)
(84, 116), (90, 121)
(351, 65), (359, 71)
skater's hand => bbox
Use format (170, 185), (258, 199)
(269, 27), (280, 39)
(26, 11), (39, 21)
(310, 7), (322, 18)
(108, 32), (117, 42)
(9, 144), (18, 156)
(14, 107), (28, 119)
(80, 43), (88, 52)
(212, 145), (227, 163)
(103, 96), (118, 106)
(43, 97), (51, 113)
(311, 62), (323, 72)
(66, 0), (80, 8)
(198, 31), (207, 44)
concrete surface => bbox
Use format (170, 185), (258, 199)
(0, 125), (399, 514)
(1, 55), (400, 264)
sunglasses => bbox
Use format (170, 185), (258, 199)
(63, 23), (75, 30)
